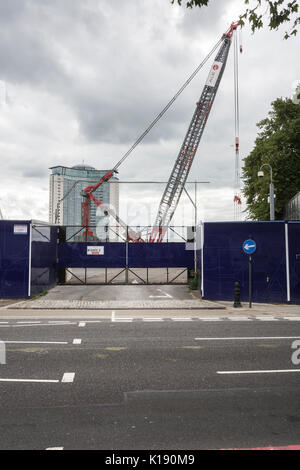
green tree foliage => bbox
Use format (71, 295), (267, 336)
(242, 98), (300, 220)
(171, 0), (300, 38)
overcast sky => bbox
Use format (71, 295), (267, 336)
(0, 0), (299, 227)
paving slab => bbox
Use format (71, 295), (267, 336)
(4, 298), (224, 310)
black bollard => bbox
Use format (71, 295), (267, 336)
(233, 281), (242, 308)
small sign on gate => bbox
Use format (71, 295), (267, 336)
(87, 246), (104, 256)
(13, 224), (28, 235)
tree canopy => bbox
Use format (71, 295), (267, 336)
(242, 98), (300, 220)
(171, 0), (300, 38)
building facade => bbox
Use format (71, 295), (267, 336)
(49, 165), (119, 240)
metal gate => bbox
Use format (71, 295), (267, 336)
(57, 225), (195, 285)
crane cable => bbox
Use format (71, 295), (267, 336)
(233, 28), (241, 219)
(113, 37), (223, 172)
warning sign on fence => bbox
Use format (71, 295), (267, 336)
(87, 246), (104, 256)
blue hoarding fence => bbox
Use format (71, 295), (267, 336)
(1, 220), (299, 303)
(0, 221), (57, 298)
(199, 221), (300, 304)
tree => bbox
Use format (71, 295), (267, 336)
(242, 98), (300, 220)
(171, 0), (300, 38)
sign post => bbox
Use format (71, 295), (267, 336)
(242, 238), (257, 308)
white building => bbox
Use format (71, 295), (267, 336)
(49, 164), (119, 241)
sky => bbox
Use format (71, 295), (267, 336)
(0, 0), (299, 227)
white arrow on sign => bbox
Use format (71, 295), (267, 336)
(244, 244), (256, 250)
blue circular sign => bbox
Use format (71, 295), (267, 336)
(242, 239), (256, 255)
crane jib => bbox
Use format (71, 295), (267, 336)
(149, 35), (233, 242)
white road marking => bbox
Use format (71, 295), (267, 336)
(17, 321), (41, 324)
(111, 312), (133, 322)
(0, 323), (77, 328)
(283, 317), (300, 321)
(61, 372), (75, 383)
(143, 318), (163, 322)
(149, 289), (173, 299)
(3, 341), (68, 345)
(226, 317), (251, 321)
(217, 369), (300, 375)
(197, 317), (223, 321)
(46, 447), (64, 450)
(0, 378), (60, 383)
(78, 322), (86, 327)
(195, 336), (300, 341)
(255, 316), (277, 321)
(84, 320), (103, 323)
(171, 318), (192, 321)
(72, 339), (82, 345)
(158, 289), (173, 298)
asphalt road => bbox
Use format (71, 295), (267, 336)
(1, 319), (300, 450)
(40, 284), (193, 301)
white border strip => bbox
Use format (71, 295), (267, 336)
(285, 223), (291, 302)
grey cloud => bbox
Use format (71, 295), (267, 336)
(176, 0), (230, 38)
(22, 167), (47, 178)
(0, 0), (26, 22)
(0, 0), (298, 223)
(0, 0), (217, 145)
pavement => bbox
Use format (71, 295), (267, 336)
(0, 284), (299, 318)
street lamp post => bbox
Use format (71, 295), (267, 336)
(258, 164), (275, 221)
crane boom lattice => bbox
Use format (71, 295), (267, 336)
(149, 26), (238, 242)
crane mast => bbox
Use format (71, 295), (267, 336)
(149, 22), (239, 243)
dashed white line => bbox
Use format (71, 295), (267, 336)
(255, 316), (278, 321)
(226, 317), (251, 321)
(84, 320), (103, 323)
(115, 319), (133, 322)
(72, 339), (82, 345)
(61, 372), (75, 383)
(46, 447), (64, 450)
(283, 317), (300, 321)
(171, 318), (193, 321)
(17, 321), (41, 324)
(196, 317), (224, 321)
(143, 318), (163, 322)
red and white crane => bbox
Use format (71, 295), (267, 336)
(81, 21), (241, 242)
